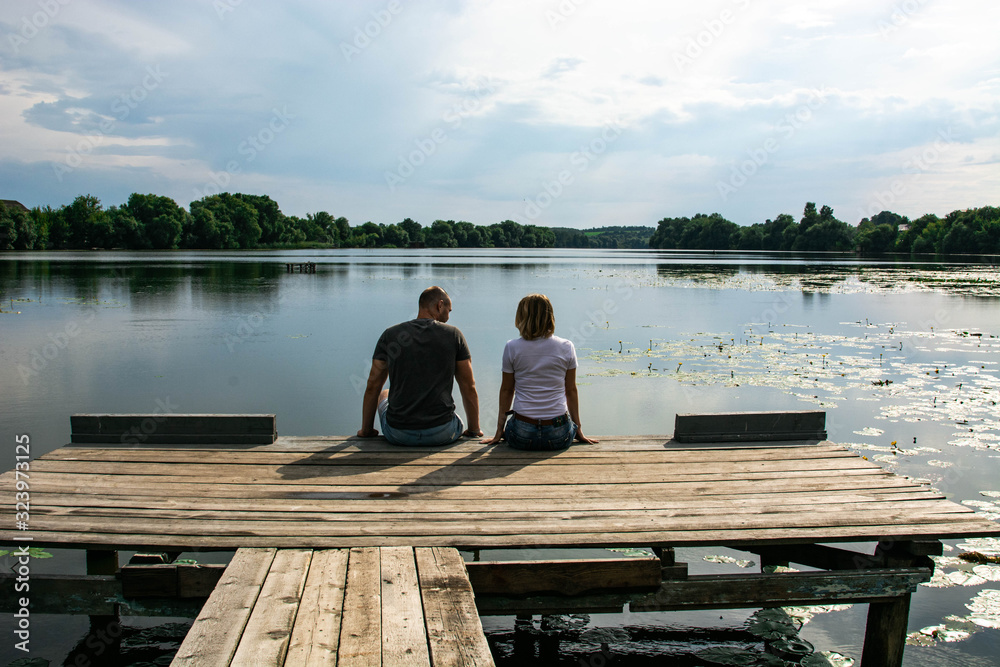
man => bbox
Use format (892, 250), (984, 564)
(357, 286), (482, 445)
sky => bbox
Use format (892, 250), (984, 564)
(1, 0), (998, 229)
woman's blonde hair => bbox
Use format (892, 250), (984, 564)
(515, 294), (555, 340)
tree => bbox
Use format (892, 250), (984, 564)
(235, 194), (285, 245)
(126, 194), (186, 249)
(63, 195), (108, 249)
(380, 224), (409, 248)
(188, 194), (259, 249)
(425, 220), (457, 248)
(398, 218), (423, 245)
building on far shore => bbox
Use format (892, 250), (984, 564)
(1, 200), (29, 213)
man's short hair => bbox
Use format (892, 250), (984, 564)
(419, 286), (450, 310)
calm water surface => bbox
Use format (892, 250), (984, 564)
(1, 249), (998, 665)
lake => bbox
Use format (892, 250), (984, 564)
(1, 248), (999, 665)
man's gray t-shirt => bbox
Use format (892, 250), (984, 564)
(373, 319), (471, 430)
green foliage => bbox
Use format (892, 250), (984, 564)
(649, 203), (1000, 255)
(8, 193), (997, 254)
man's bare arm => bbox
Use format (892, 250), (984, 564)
(454, 358), (482, 436)
(358, 359), (388, 437)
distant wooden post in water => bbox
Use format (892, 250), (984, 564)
(285, 261), (316, 273)
(2, 410), (998, 666)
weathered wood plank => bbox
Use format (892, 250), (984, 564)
(675, 411), (826, 443)
(381, 546), (431, 666)
(58, 434), (827, 453)
(171, 547), (276, 666)
(465, 557), (662, 596)
(42, 443), (856, 464)
(21, 519), (997, 551)
(26, 455), (883, 479)
(286, 548), (350, 666)
(13, 472), (922, 501)
(231, 548), (312, 665)
(475, 568), (930, 616)
(71, 414), (276, 445)
(415, 547), (495, 667)
(339, 547), (381, 666)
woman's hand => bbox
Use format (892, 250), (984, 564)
(481, 428), (504, 445)
(575, 428), (599, 444)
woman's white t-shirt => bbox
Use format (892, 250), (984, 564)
(501, 335), (578, 419)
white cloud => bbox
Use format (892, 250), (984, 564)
(0, 0), (996, 225)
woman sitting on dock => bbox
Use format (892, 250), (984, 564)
(483, 293), (598, 449)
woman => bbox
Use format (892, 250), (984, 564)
(483, 294), (598, 449)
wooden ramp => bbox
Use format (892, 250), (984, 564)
(171, 546), (494, 667)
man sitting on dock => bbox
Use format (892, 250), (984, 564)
(357, 286), (482, 445)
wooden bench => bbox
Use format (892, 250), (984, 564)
(171, 546), (495, 666)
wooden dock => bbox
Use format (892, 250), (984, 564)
(2, 412), (999, 666)
(172, 546), (493, 666)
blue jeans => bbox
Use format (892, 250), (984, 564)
(378, 397), (464, 446)
(504, 415), (576, 451)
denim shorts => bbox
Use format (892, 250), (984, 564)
(378, 397), (464, 446)
(503, 415), (576, 451)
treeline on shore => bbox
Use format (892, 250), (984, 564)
(3, 194), (997, 255)
(0, 193), (650, 251)
(650, 203), (1000, 255)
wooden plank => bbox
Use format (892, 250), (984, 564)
(71, 414), (276, 445)
(20, 506), (992, 543)
(674, 410), (826, 443)
(32, 498), (970, 525)
(475, 568), (930, 616)
(415, 547), (495, 666)
(42, 443), (856, 464)
(23, 489), (947, 514)
(381, 546), (431, 666)
(11, 472), (925, 499)
(231, 548), (312, 665)
(23, 460), (892, 485)
(465, 557), (662, 595)
(338, 547), (381, 666)
(172, 547), (276, 666)
(58, 435), (829, 453)
(71, 413), (276, 435)
(287, 548), (350, 666)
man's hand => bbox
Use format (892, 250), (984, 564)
(356, 427), (379, 438)
(463, 428), (483, 438)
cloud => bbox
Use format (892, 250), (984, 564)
(0, 0), (997, 227)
